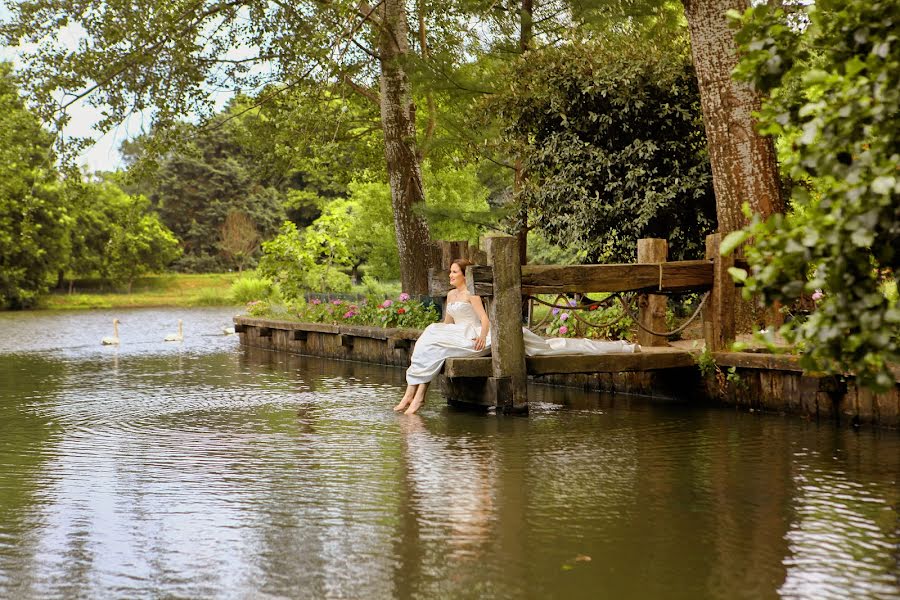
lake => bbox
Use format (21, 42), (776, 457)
(1, 308), (897, 599)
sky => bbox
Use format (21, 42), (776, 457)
(0, 5), (131, 173)
(0, 3), (252, 174)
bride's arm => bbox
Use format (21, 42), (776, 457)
(470, 296), (489, 351)
(443, 291), (455, 324)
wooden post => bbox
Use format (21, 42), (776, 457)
(486, 236), (528, 414)
(637, 238), (669, 347)
(703, 233), (736, 351)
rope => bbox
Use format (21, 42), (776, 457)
(525, 290), (708, 338)
(616, 291), (710, 337)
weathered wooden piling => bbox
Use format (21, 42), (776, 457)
(637, 238), (669, 347)
(702, 232), (736, 351)
(484, 236), (528, 414)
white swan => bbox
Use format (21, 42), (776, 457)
(101, 318), (120, 345)
(164, 319), (184, 342)
(223, 326), (235, 335)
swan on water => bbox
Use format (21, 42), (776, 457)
(101, 318), (120, 345)
(223, 326), (236, 335)
(164, 319), (184, 342)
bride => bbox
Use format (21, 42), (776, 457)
(394, 258), (641, 415)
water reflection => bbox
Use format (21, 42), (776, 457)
(0, 309), (897, 599)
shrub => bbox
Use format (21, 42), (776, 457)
(230, 275), (276, 304)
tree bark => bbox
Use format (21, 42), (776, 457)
(682, 0), (784, 232)
(378, 0), (432, 294)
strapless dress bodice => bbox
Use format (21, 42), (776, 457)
(446, 301), (481, 328)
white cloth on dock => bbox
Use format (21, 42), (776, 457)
(405, 301), (639, 385)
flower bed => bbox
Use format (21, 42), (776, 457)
(244, 292), (440, 330)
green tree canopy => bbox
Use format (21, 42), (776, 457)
(122, 118), (289, 272)
(731, 0), (899, 389)
(0, 61), (69, 308)
(481, 33), (716, 263)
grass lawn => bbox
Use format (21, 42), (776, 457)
(42, 273), (242, 310)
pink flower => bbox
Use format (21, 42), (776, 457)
(812, 290), (824, 301)
(399, 292), (410, 301)
(382, 299), (393, 308)
(332, 299), (343, 305)
(559, 325), (568, 335)
(560, 312), (569, 321)
(343, 310), (356, 319)
(311, 299), (321, 305)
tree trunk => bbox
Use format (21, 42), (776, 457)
(378, 0), (432, 295)
(682, 0), (784, 232)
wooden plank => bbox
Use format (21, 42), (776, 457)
(712, 351), (804, 372)
(444, 347), (695, 378)
(445, 357), (492, 378)
(637, 238), (669, 347)
(428, 267), (450, 297)
(465, 265), (494, 297)
(339, 325), (391, 340)
(527, 349), (695, 375)
(466, 262), (713, 296)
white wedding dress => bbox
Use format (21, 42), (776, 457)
(405, 301), (640, 385)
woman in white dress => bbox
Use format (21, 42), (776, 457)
(395, 259), (490, 414)
(394, 258), (641, 414)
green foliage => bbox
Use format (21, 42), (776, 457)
(123, 122), (289, 273)
(0, 62), (69, 308)
(732, 1), (900, 390)
(229, 276), (278, 304)
(101, 194), (182, 291)
(696, 348), (717, 379)
(482, 33), (716, 263)
(535, 296), (634, 341)
(257, 203), (355, 299)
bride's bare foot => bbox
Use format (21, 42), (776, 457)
(404, 384), (428, 415)
(394, 385), (416, 411)
(404, 396), (424, 415)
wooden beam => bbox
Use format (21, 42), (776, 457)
(465, 261), (713, 296)
(428, 267), (450, 297)
(465, 265), (494, 297)
(444, 347), (697, 378)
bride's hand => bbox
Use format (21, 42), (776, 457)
(473, 335), (486, 351)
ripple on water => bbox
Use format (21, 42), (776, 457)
(2, 310), (899, 599)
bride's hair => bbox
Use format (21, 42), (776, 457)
(451, 258), (472, 274)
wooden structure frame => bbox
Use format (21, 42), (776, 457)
(428, 234), (736, 413)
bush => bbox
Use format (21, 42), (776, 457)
(230, 275), (276, 304)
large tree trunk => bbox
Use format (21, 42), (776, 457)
(683, 0), (784, 232)
(378, 0), (432, 295)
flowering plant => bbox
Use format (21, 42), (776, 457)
(285, 293), (439, 329)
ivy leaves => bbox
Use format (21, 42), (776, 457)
(732, 1), (899, 390)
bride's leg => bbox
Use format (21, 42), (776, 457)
(394, 384), (417, 411)
(404, 382), (429, 415)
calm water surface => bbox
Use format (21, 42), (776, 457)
(0, 308), (897, 599)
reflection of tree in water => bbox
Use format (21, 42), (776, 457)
(0, 354), (64, 595)
(779, 424), (900, 599)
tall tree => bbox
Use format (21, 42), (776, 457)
(1, 0), (435, 292)
(681, 0), (784, 231)
(0, 61), (69, 309)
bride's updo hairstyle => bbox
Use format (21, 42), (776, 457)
(451, 258), (472, 275)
